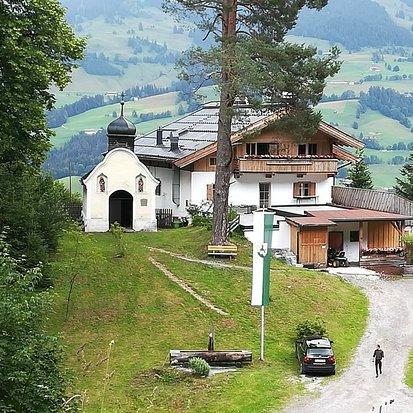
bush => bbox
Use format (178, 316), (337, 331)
(296, 319), (327, 339)
(0, 167), (73, 273)
(0, 233), (68, 412)
(188, 357), (210, 377)
(403, 233), (413, 264)
(110, 222), (126, 257)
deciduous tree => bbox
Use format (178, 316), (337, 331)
(0, 234), (68, 412)
(0, 0), (85, 168)
(165, 0), (341, 244)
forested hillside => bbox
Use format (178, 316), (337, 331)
(47, 0), (413, 189)
(292, 0), (413, 51)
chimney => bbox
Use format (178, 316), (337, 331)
(156, 127), (163, 146)
(170, 132), (179, 151)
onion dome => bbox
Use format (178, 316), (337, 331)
(107, 100), (136, 137)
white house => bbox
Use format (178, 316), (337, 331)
(82, 100), (412, 267)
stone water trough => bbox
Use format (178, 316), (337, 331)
(170, 334), (252, 367)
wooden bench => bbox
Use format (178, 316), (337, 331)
(207, 244), (238, 258)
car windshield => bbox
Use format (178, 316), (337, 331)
(307, 348), (332, 356)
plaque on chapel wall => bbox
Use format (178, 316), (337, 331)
(140, 199), (148, 206)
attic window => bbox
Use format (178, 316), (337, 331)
(209, 157), (217, 166)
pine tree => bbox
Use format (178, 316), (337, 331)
(395, 153), (413, 200)
(165, 0), (341, 244)
(348, 150), (373, 189)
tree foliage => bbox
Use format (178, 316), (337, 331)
(165, 0), (340, 244)
(0, 234), (67, 412)
(395, 153), (413, 200)
(0, 167), (75, 272)
(347, 150), (374, 189)
(0, 0), (85, 168)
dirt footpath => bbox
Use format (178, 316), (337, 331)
(282, 274), (413, 413)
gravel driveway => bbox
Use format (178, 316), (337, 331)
(282, 273), (413, 413)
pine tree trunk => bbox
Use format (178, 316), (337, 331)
(212, 0), (237, 245)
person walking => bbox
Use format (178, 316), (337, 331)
(373, 344), (384, 378)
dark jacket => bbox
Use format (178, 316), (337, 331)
(373, 349), (384, 361)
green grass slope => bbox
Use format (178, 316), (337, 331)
(49, 227), (368, 412)
(51, 92), (183, 147)
(57, 176), (82, 195)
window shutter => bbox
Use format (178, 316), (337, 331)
(309, 182), (316, 196)
(207, 184), (213, 201)
(293, 182), (300, 197)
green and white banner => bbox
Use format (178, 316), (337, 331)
(251, 211), (274, 307)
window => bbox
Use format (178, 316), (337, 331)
(298, 144), (306, 156)
(259, 182), (271, 208)
(293, 182), (316, 198)
(155, 180), (161, 196)
(209, 157), (217, 166)
(257, 143), (270, 155)
(298, 143), (318, 156)
(308, 143), (318, 155)
(246, 143), (257, 155)
(206, 184), (215, 201)
(350, 231), (359, 242)
(246, 142), (270, 156)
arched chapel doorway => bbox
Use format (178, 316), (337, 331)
(109, 190), (133, 229)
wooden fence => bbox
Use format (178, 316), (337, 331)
(332, 186), (413, 225)
(156, 209), (173, 228)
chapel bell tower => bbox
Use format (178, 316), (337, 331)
(106, 94), (136, 152)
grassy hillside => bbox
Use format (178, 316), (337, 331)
(51, 92), (183, 147)
(49, 227), (368, 412)
(57, 176), (82, 195)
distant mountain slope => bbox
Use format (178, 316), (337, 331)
(292, 0), (413, 50)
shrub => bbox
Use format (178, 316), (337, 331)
(110, 222), (126, 257)
(188, 357), (210, 377)
(296, 319), (327, 339)
(403, 233), (413, 264)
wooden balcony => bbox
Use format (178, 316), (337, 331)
(237, 157), (338, 174)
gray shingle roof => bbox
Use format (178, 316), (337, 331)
(134, 102), (271, 161)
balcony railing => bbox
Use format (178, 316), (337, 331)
(237, 156), (338, 174)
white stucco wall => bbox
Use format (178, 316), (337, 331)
(147, 166), (192, 217)
(83, 148), (158, 232)
(328, 222), (361, 263)
(229, 173), (333, 206)
(190, 172), (333, 208)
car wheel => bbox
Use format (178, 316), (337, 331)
(332, 261), (338, 267)
(331, 368), (336, 375)
(300, 363), (306, 375)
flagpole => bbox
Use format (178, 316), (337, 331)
(260, 305), (265, 360)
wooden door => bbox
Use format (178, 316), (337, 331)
(299, 227), (328, 265)
(329, 231), (344, 251)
